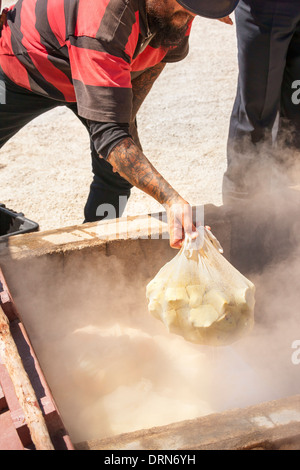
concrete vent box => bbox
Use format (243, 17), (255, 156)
(0, 193), (300, 450)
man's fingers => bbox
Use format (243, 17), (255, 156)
(172, 222), (184, 246)
(170, 238), (183, 249)
(168, 203), (199, 249)
(190, 229), (198, 239)
(218, 16), (233, 25)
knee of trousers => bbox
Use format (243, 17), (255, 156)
(84, 178), (131, 223)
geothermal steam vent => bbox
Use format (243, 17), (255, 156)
(1, 196), (300, 449)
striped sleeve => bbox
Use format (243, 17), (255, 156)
(65, 0), (140, 123)
(67, 36), (133, 122)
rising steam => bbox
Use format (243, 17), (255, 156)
(3, 147), (300, 445)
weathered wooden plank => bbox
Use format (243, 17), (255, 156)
(0, 305), (54, 450)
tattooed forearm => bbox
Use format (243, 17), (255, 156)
(107, 137), (183, 207)
(107, 63), (183, 207)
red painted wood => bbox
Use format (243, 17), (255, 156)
(0, 411), (24, 450)
(0, 267), (74, 450)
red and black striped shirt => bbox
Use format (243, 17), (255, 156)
(0, 0), (192, 124)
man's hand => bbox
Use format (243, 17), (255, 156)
(218, 16), (233, 25)
(165, 199), (198, 249)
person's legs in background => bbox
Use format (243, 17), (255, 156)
(223, 0), (300, 204)
(277, 19), (300, 181)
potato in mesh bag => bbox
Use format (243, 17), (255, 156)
(146, 228), (255, 347)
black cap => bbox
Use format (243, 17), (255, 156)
(176, 0), (239, 19)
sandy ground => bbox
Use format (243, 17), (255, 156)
(0, 1), (238, 231)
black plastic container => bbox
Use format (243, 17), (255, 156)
(0, 204), (39, 240)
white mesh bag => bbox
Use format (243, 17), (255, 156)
(146, 228), (255, 347)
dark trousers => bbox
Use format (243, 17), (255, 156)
(0, 69), (132, 223)
(224, 0), (300, 202)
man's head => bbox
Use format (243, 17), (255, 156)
(175, 0), (240, 19)
(146, 0), (196, 49)
(146, 0), (239, 49)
